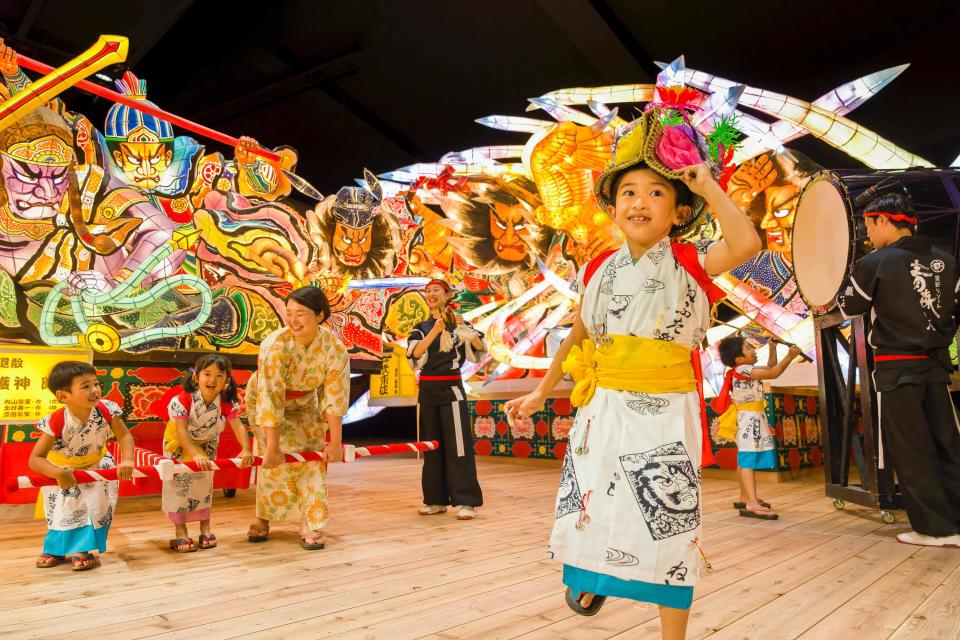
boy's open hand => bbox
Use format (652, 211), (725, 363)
(505, 392), (546, 426)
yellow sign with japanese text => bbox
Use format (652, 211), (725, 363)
(0, 345), (94, 424)
(369, 344), (417, 406)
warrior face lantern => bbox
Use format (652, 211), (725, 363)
(110, 136), (173, 191)
(730, 150), (820, 261)
(488, 201), (530, 262)
(103, 72), (175, 192)
(332, 222), (373, 266)
(441, 176), (547, 275)
(331, 169), (382, 268)
(0, 113), (75, 223)
(310, 169), (398, 279)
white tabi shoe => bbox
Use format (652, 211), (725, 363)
(896, 530), (960, 548)
(457, 506), (477, 520)
(418, 504), (447, 516)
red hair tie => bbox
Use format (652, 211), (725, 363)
(863, 211), (918, 225)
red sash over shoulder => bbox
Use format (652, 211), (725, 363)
(582, 242), (724, 305)
(709, 368), (753, 416)
(48, 402), (113, 438)
(582, 241), (724, 467)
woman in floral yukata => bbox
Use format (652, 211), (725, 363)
(245, 286), (351, 550)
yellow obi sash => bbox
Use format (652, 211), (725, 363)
(47, 446), (108, 470)
(162, 421), (218, 462)
(715, 400), (765, 441)
(562, 336), (696, 407)
(163, 421), (179, 454)
(35, 446), (109, 519)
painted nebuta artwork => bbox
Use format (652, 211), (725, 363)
(0, 44), (926, 374)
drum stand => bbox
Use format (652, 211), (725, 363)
(815, 310), (899, 523)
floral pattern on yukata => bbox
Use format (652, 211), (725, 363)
(248, 326), (350, 529)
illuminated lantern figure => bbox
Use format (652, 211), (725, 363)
(0, 107), (174, 287)
(101, 72), (296, 216)
(439, 176), (551, 275)
(307, 169), (399, 281)
(95, 71), (312, 303)
(0, 106), (186, 346)
(0, 44), (315, 353)
(102, 74), (176, 193)
(727, 150), (821, 314)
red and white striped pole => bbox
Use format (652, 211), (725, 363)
(5, 440), (439, 492)
(345, 440), (439, 461)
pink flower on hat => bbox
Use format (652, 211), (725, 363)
(656, 124), (702, 170)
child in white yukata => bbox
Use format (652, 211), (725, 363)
(715, 336), (802, 520)
(29, 361), (134, 571)
(506, 103), (761, 640)
(159, 354), (253, 553)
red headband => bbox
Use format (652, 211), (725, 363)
(863, 211), (918, 225)
(425, 279), (459, 309)
(425, 279), (451, 293)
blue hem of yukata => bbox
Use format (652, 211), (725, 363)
(43, 523), (109, 556)
(737, 449), (778, 470)
(563, 564), (694, 610)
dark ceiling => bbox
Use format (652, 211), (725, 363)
(2, 0), (959, 200)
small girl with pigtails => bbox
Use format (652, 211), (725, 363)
(151, 354), (253, 553)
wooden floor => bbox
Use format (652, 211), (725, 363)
(1, 457), (959, 640)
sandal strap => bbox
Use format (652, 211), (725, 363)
(72, 554), (100, 569)
(37, 553), (63, 566)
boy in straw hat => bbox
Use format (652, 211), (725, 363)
(506, 94), (760, 638)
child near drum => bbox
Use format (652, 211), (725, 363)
(714, 336), (802, 520)
(29, 361), (134, 571)
(153, 355), (253, 553)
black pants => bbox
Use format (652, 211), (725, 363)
(880, 383), (960, 536)
(419, 400), (483, 507)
